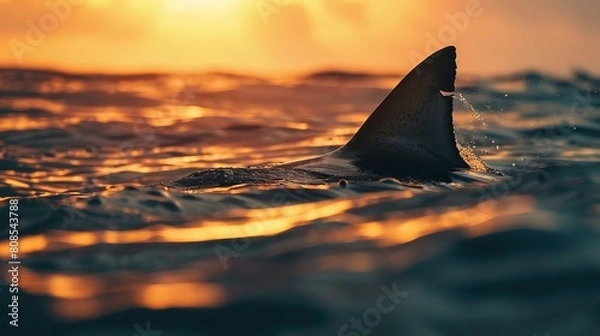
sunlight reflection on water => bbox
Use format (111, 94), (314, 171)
(1, 69), (599, 334)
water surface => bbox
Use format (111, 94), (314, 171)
(1, 68), (599, 335)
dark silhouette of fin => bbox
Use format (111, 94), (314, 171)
(340, 46), (469, 170)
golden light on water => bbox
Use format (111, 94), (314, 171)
(140, 283), (225, 309)
(19, 268), (226, 320)
(1, 193), (538, 320)
(0, 192), (397, 257)
(1, 0), (598, 330)
(2, 193), (530, 260)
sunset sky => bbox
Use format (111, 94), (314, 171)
(1, 0), (599, 76)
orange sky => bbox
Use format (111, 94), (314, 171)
(1, 0), (599, 76)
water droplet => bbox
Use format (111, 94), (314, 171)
(455, 93), (486, 127)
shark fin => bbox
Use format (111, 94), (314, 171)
(340, 46), (469, 170)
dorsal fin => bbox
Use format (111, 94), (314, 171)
(340, 46), (469, 170)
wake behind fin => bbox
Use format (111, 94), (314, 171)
(340, 46), (469, 170)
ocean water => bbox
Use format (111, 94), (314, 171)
(0, 68), (599, 336)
